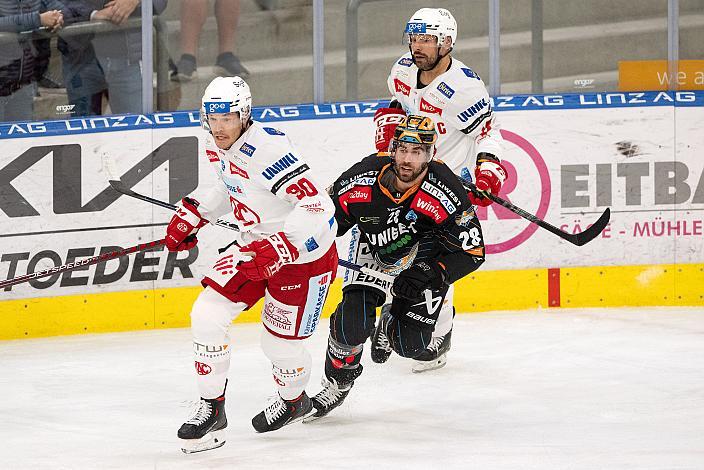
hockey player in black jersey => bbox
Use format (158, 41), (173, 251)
(307, 115), (486, 419)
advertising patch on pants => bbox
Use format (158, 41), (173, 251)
(297, 272), (332, 337)
(262, 296), (298, 336)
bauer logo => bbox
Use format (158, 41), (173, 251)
(239, 142), (256, 156)
(437, 82), (455, 99)
(397, 57), (413, 67)
(405, 22), (427, 33)
(204, 101), (230, 113)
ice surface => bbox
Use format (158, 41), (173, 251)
(1, 308), (703, 470)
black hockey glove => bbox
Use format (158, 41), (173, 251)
(392, 260), (447, 300)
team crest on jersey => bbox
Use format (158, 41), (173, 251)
(263, 127), (285, 136)
(239, 143), (256, 156)
(394, 78), (411, 96)
(397, 57), (413, 67)
(230, 162), (249, 179)
(405, 210), (418, 221)
(437, 81), (455, 99)
(461, 67), (480, 80)
(419, 98), (442, 115)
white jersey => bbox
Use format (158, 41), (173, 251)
(193, 121), (337, 264)
(387, 53), (503, 178)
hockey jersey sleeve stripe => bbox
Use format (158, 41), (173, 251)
(270, 164), (310, 194)
(459, 107), (493, 135)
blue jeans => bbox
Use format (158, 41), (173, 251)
(97, 56), (143, 115)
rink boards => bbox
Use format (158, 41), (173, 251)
(1, 91), (703, 339)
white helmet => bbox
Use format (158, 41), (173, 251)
(403, 8), (458, 48)
(200, 76), (252, 132)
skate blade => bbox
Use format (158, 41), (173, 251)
(412, 354), (447, 374)
(302, 409), (327, 423)
(180, 429), (226, 454)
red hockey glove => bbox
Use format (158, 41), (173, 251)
(165, 197), (208, 251)
(374, 107), (406, 155)
(237, 232), (300, 281)
(468, 160), (508, 207)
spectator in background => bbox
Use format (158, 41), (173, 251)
(56, 0), (108, 117)
(171, 0), (249, 82)
(0, 0), (64, 121)
(59, 0), (166, 115)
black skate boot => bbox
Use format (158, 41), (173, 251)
(305, 337), (364, 421)
(370, 308), (393, 363)
(177, 393), (227, 454)
(307, 376), (354, 421)
(412, 328), (452, 373)
(251, 392), (312, 433)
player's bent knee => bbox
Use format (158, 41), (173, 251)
(386, 319), (432, 359)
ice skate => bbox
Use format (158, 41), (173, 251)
(305, 376), (353, 422)
(412, 329), (451, 373)
(178, 394), (227, 454)
(251, 392), (312, 433)
(370, 311), (393, 364)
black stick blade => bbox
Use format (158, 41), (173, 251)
(108, 179), (135, 196)
(570, 208), (611, 246)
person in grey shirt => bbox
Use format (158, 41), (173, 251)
(0, 0), (64, 121)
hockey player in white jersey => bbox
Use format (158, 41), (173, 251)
(168, 76), (338, 453)
(372, 7), (508, 372)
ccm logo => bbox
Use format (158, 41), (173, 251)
(281, 284), (301, 291)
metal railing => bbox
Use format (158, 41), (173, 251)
(0, 15), (170, 113)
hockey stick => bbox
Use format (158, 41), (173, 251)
(462, 179), (610, 246)
(109, 181), (397, 281)
(108, 180), (241, 232)
(338, 259), (434, 315)
(0, 239), (166, 289)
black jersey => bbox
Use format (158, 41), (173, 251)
(332, 155), (485, 283)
